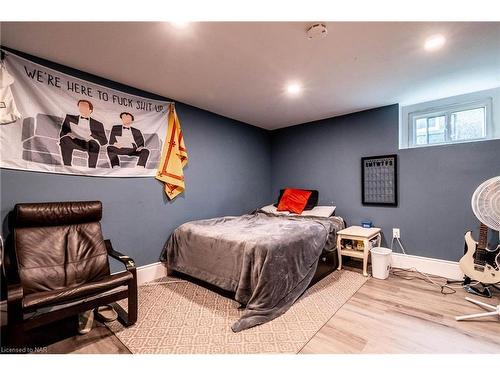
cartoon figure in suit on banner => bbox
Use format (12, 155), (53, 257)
(59, 99), (107, 168)
(107, 112), (150, 168)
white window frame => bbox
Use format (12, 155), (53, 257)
(400, 94), (495, 149)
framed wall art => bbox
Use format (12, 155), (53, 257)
(361, 154), (398, 206)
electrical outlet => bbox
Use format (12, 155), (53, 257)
(393, 228), (400, 239)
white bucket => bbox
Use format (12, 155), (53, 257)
(370, 247), (392, 279)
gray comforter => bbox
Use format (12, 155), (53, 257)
(161, 211), (344, 332)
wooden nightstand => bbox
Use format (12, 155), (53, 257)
(337, 226), (381, 276)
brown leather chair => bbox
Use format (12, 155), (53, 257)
(4, 201), (137, 347)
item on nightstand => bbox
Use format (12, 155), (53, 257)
(356, 241), (364, 251)
(361, 220), (372, 228)
(370, 247), (392, 279)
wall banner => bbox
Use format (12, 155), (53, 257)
(0, 52), (171, 177)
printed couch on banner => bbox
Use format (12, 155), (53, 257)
(21, 113), (162, 169)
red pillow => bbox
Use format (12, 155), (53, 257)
(277, 188), (312, 214)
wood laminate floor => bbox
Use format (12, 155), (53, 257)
(43, 322), (131, 354)
(299, 272), (500, 354)
(11, 266), (500, 354)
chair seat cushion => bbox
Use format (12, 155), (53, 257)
(23, 271), (133, 312)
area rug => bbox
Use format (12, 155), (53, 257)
(107, 270), (367, 354)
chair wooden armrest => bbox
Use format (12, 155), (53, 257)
(7, 283), (23, 318)
(104, 239), (136, 271)
(6, 282), (24, 346)
(5, 234), (23, 325)
(104, 239), (138, 326)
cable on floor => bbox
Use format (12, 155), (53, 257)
(389, 237), (483, 295)
(390, 267), (459, 294)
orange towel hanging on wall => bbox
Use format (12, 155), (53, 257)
(156, 103), (188, 199)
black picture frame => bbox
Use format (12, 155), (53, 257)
(361, 154), (398, 207)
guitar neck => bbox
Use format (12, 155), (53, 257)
(478, 222), (488, 249)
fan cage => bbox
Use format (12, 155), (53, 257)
(471, 176), (500, 231)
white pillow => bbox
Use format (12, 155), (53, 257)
(260, 204), (290, 216)
(301, 205), (336, 218)
(260, 204), (336, 218)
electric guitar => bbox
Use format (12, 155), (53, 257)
(459, 223), (500, 284)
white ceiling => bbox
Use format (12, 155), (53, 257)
(1, 22), (499, 130)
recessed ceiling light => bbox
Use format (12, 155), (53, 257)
(170, 21), (190, 29)
(286, 83), (302, 96)
(424, 34), (446, 51)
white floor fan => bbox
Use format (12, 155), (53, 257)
(456, 176), (500, 322)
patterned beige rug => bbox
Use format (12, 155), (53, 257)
(107, 270), (367, 354)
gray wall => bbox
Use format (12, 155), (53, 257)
(271, 104), (500, 261)
(0, 50), (272, 268)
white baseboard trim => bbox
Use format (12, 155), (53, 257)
(136, 261), (168, 285)
(135, 255), (463, 286)
(391, 252), (463, 280)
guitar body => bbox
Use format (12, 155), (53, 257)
(459, 230), (500, 284)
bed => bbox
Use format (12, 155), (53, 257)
(160, 204), (345, 332)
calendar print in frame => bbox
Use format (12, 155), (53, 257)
(361, 154), (398, 206)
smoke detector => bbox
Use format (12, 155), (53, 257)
(306, 23), (327, 40)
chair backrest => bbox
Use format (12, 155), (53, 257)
(13, 201), (110, 295)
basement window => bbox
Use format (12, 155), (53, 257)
(399, 91), (497, 149)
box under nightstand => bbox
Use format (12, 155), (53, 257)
(337, 226), (381, 276)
